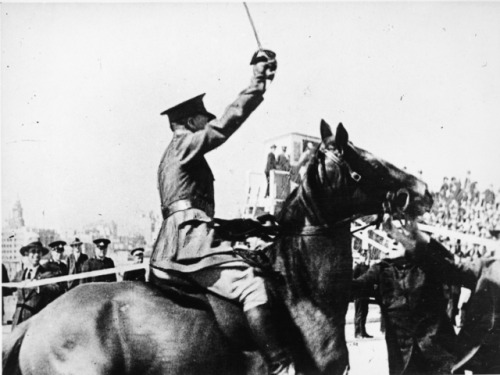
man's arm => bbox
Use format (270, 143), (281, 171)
(382, 216), (480, 289)
(411, 238), (480, 290)
(38, 269), (63, 298)
(178, 51), (277, 164)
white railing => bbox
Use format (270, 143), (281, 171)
(418, 224), (500, 250)
(3, 223), (497, 290)
(1, 263), (147, 289)
(352, 220), (500, 255)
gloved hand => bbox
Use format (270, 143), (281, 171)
(250, 49), (277, 81)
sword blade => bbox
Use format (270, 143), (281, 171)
(243, 2), (263, 51)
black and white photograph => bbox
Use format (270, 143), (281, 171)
(2, 2), (500, 374)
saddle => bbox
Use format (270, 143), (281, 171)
(213, 214), (281, 275)
(150, 270), (262, 352)
(213, 214), (280, 242)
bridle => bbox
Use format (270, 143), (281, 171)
(293, 145), (411, 235)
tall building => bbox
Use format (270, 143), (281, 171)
(2, 227), (39, 278)
(7, 200), (25, 229)
(2, 201), (60, 278)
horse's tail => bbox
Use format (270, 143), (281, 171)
(2, 319), (31, 375)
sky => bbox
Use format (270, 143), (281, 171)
(2, 2), (500, 232)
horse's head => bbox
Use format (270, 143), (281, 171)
(304, 120), (433, 225)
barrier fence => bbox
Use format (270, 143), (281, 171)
(2, 223), (498, 290)
(1, 263), (147, 289)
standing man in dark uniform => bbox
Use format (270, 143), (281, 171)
(150, 50), (294, 375)
(123, 247), (146, 282)
(47, 240), (69, 276)
(47, 240), (69, 293)
(353, 251), (372, 339)
(82, 238), (117, 283)
(11, 241), (63, 330)
(264, 144), (277, 197)
(66, 238), (88, 290)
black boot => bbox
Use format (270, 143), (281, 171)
(245, 304), (295, 375)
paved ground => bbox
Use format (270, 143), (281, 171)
(345, 303), (389, 375)
(2, 302), (389, 374)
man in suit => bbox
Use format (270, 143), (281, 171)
(66, 238), (88, 290)
(149, 50), (293, 375)
(264, 144), (277, 197)
(82, 238), (117, 283)
(11, 241), (63, 330)
(123, 247), (146, 282)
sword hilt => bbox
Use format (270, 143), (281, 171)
(249, 49), (276, 65)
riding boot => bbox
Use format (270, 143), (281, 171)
(244, 304), (295, 375)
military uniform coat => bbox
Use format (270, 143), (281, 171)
(67, 253), (89, 290)
(81, 257), (117, 283)
(151, 69), (269, 273)
(352, 257), (457, 375)
(414, 239), (500, 374)
(12, 265), (63, 329)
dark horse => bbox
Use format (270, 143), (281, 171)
(3, 121), (432, 375)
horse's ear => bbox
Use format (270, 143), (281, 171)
(320, 119), (333, 141)
(334, 123), (349, 151)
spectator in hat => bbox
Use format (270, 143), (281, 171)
(264, 144), (277, 197)
(123, 248), (146, 282)
(82, 238), (117, 283)
(11, 241), (63, 330)
(276, 146), (291, 172)
(66, 238), (89, 290)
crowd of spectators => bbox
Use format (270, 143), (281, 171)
(423, 171), (499, 260)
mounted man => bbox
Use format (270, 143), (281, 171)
(149, 49), (294, 375)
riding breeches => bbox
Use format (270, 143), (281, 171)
(151, 263), (269, 312)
